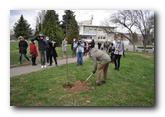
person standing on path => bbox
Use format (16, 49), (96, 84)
(49, 40), (58, 66)
(76, 41), (84, 65)
(29, 39), (38, 66)
(18, 36), (30, 64)
(90, 39), (95, 48)
(71, 38), (77, 57)
(89, 43), (111, 86)
(46, 36), (51, 64)
(34, 34), (47, 68)
(84, 41), (89, 56)
(109, 43), (115, 63)
(62, 37), (67, 58)
(98, 42), (101, 50)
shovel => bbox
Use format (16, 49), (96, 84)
(84, 73), (94, 83)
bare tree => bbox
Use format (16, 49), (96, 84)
(35, 10), (46, 35)
(134, 10), (154, 52)
(110, 10), (137, 51)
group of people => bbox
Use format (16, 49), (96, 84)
(97, 39), (125, 71)
(18, 34), (124, 86)
(70, 39), (91, 65)
(18, 34), (58, 68)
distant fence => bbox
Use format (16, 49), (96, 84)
(125, 45), (154, 54)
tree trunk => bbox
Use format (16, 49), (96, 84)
(133, 44), (136, 52)
(143, 43), (146, 53)
(143, 40), (146, 53)
(129, 39), (136, 52)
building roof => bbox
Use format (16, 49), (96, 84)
(80, 25), (116, 29)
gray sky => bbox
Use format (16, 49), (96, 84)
(10, 10), (154, 34)
(10, 10), (116, 30)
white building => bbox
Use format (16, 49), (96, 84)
(78, 17), (116, 43)
(78, 17), (131, 48)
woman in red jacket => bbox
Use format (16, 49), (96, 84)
(29, 39), (38, 65)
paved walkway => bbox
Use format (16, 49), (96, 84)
(10, 56), (88, 77)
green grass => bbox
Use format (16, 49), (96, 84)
(10, 41), (72, 66)
(10, 52), (154, 106)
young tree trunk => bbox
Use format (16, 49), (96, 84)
(133, 44), (136, 52)
(143, 42), (146, 53)
(129, 38), (136, 52)
(143, 38), (147, 53)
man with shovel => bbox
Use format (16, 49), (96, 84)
(88, 43), (111, 86)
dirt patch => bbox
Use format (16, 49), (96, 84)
(63, 80), (90, 93)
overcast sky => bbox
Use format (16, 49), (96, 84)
(10, 10), (116, 30)
(10, 10), (154, 34)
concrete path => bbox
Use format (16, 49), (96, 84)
(10, 56), (88, 77)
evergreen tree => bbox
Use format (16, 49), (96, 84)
(42, 10), (64, 46)
(62, 10), (79, 44)
(13, 15), (32, 39)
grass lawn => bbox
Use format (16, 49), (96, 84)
(10, 41), (72, 67)
(10, 52), (155, 106)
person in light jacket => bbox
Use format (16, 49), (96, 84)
(114, 37), (124, 71)
(62, 37), (67, 58)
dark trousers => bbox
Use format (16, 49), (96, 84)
(114, 54), (121, 70)
(19, 53), (30, 64)
(31, 55), (36, 65)
(49, 54), (57, 65)
(111, 53), (115, 62)
(46, 50), (50, 63)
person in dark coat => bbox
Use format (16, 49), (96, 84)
(49, 40), (58, 66)
(98, 42), (101, 49)
(18, 36), (30, 64)
(46, 37), (51, 63)
(29, 39), (38, 65)
(91, 39), (95, 48)
(109, 43), (115, 63)
(34, 34), (47, 68)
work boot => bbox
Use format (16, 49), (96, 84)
(96, 81), (101, 86)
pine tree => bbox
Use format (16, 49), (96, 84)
(13, 15), (32, 39)
(42, 10), (64, 46)
(62, 10), (79, 44)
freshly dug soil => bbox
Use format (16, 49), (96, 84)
(63, 80), (90, 93)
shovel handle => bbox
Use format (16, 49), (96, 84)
(85, 73), (93, 82)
